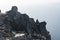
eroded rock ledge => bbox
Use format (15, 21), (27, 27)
(0, 6), (51, 40)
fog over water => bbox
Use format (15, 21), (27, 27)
(0, 0), (60, 40)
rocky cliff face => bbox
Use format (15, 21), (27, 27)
(0, 6), (51, 40)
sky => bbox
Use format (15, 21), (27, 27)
(0, 0), (60, 40)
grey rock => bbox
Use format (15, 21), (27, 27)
(0, 6), (51, 40)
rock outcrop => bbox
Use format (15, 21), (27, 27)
(0, 6), (51, 40)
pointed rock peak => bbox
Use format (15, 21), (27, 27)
(0, 10), (1, 13)
(11, 6), (18, 12)
(36, 19), (39, 24)
(6, 6), (18, 13)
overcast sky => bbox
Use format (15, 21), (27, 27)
(0, 0), (60, 40)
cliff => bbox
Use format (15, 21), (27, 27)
(0, 6), (51, 40)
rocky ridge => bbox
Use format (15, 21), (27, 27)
(0, 6), (51, 40)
